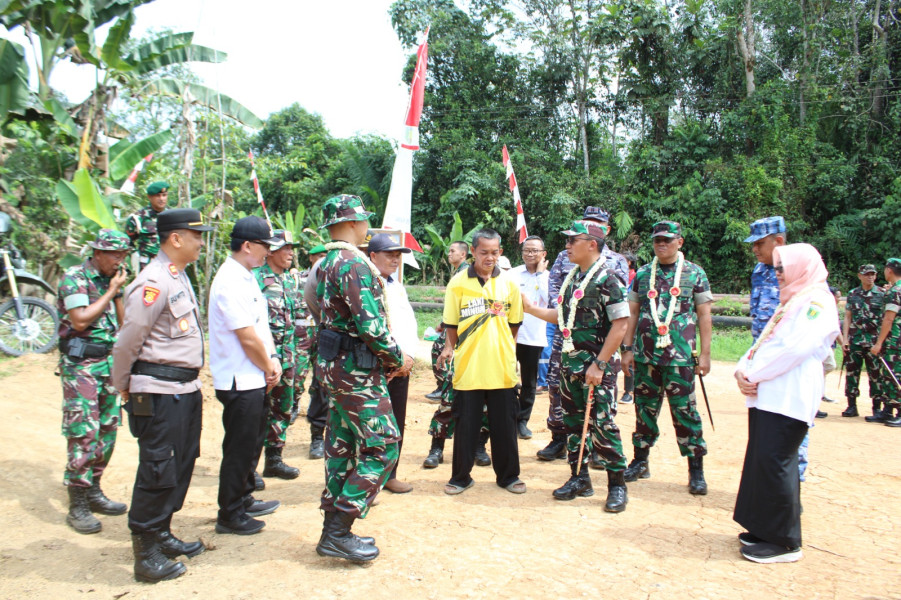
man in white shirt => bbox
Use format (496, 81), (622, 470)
(209, 217), (283, 535)
(367, 234), (416, 493)
(510, 235), (549, 439)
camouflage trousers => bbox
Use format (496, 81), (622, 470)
(265, 362), (296, 448)
(881, 349), (901, 408)
(844, 344), (885, 403)
(293, 325), (313, 402)
(318, 358), (399, 519)
(632, 362), (707, 458)
(560, 367), (626, 471)
(431, 331), (446, 388)
(59, 355), (120, 487)
(428, 359), (489, 439)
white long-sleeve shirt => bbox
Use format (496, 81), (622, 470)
(384, 275), (419, 360)
(736, 288), (839, 426)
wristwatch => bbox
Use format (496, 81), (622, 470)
(270, 353), (278, 360)
(592, 357), (608, 371)
(622, 345), (634, 353)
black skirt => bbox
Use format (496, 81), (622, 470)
(733, 407), (809, 548)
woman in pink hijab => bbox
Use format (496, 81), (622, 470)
(733, 243), (839, 563)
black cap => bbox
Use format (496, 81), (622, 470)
(231, 216), (280, 244)
(367, 233), (410, 254)
(157, 208), (214, 233)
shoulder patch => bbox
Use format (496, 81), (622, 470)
(143, 286), (161, 306)
(806, 301), (823, 320)
(167, 263), (179, 278)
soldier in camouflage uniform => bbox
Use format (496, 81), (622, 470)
(125, 181), (170, 270)
(621, 221), (713, 495)
(314, 194), (404, 563)
(255, 230), (302, 479)
(523, 221), (631, 512)
(870, 258), (901, 427)
(538, 206), (628, 464)
(57, 229), (131, 534)
(841, 264), (887, 418)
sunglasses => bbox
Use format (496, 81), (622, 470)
(566, 236), (592, 245)
(774, 265), (784, 273)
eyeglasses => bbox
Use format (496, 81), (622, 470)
(565, 236), (591, 245)
(248, 240), (271, 249)
(653, 237), (676, 244)
(522, 248), (545, 255)
(774, 265), (784, 273)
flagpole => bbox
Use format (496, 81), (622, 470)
(248, 150), (274, 233)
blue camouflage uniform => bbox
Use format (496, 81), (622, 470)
(750, 263), (780, 341)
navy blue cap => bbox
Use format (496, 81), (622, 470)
(745, 216), (786, 243)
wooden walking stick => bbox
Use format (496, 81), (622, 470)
(576, 384), (595, 469)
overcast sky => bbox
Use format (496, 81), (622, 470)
(5, 0), (414, 139)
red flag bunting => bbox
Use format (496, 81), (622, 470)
(502, 145), (528, 243)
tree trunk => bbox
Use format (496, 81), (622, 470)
(870, 0), (887, 123)
(736, 0), (756, 97)
(177, 90), (195, 208)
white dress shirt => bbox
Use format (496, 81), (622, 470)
(209, 256), (272, 391)
(384, 275), (419, 359)
(511, 264), (549, 347)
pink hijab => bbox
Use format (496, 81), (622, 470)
(773, 243), (829, 301)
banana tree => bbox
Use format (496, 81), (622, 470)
(421, 211), (481, 284)
(0, 38), (31, 123)
(271, 203), (327, 268)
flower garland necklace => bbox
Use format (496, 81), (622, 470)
(747, 283), (823, 360)
(647, 251), (685, 348)
(557, 257), (606, 354)
(325, 241), (391, 329)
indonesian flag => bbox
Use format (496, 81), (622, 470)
(502, 145), (528, 243)
(383, 27), (430, 267)
(119, 154), (153, 194)
(248, 150), (265, 205)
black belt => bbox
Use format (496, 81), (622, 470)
(132, 360), (199, 383)
(59, 338), (111, 359)
(324, 329), (360, 351)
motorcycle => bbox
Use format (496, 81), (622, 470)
(0, 212), (60, 356)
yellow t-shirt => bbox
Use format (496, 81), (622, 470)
(442, 266), (524, 390)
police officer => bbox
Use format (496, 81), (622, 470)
(842, 264), (886, 418)
(870, 258), (901, 426)
(125, 182), (170, 270)
(621, 220), (713, 495)
(112, 208), (212, 583)
(57, 229), (131, 534)
(315, 195), (404, 563)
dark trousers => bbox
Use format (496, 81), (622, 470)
(216, 385), (267, 522)
(516, 343), (543, 424)
(387, 375), (409, 480)
(306, 373), (328, 431)
(450, 388), (520, 488)
(127, 391), (202, 534)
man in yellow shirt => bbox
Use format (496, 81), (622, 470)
(438, 229), (525, 495)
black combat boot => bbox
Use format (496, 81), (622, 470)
(623, 447), (650, 482)
(66, 486), (102, 534)
(885, 405), (901, 427)
(86, 476), (127, 515)
(132, 531), (186, 583)
(475, 431), (492, 467)
(289, 399), (300, 425)
(158, 516), (205, 559)
(865, 398), (887, 422)
(552, 463), (594, 500)
(319, 511), (375, 546)
(842, 397), (859, 417)
(604, 470), (628, 513)
(688, 456), (708, 495)
(309, 426), (325, 459)
(423, 437), (444, 468)
(316, 511), (380, 563)
(263, 446), (300, 479)
(253, 471), (265, 491)
(536, 433), (567, 461)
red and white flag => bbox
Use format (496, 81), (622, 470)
(248, 150), (265, 205)
(119, 153), (153, 194)
(502, 145), (528, 243)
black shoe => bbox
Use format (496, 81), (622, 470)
(263, 447), (300, 479)
(822, 396), (837, 403)
(815, 410), (827, 418)
(589, 451), (604, 470)
(425, 388), (442, 401)
(623, 448), (650, 482)
(157, 530), (205, 559)
(738, 532), (764, 546)
(475, 444), (492, 467)
(619, 392), (633, 405)
(132, 532), (186, 583)
(688, 456), (708, 495)
(318, 512), (375, 546)
(244, 497), (280, 517)
(604, 470), (628, 513)
(842, 405), (859, 417)
(552, 472), (594, 501)
(537, 435), (566, 461)
(66, 486), (102, 534)
(215, 514), (265, 535)
(316, 512), (380, 563)
(423, 447), (444, 468)
(253, 471), (265, 491)
(885, 411), (901, 427)
(86, 477), (127, 516)
(740, 542), (803, 564)
(517, 421), (532, 440)
(309, 439), (325, 459)
(865, 409), (889, 423)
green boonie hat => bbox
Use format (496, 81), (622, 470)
(146, 181), (170, 195)
(88, 229), (131, 251)
(859, 264), (877, 274)
(269, 229), (299, 250)
(886, 258), (901, 269)
(309, 244), (327, 255)
(560, 220), (608, 240)
(651, 220), (682, 239)
(320, 194), (374, 229)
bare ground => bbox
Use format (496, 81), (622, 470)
(0, 350), (899, 600)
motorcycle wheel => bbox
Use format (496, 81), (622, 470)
(0, 296), (60, 356)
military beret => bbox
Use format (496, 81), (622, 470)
(146, 181), (170, 195)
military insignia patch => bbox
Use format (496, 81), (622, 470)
(807, 302), (823, 320)
(167, 263), (179, 278)
(143, 286), (161, 306)
(178, 317), (189, 332)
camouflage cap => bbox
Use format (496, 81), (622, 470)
(309, 244), (327, 255)
(859, 264), (877, 274)
(146, 181), (170, 195)
(651, 220), (682, 239)
(582, 206), (610, 223)
(561, 219), (608, 239)
(269, 229), (299, 250)
(320, 194), (374, 228)
(886, 258), (901, 270)
(87, 229), (131, 251)
(744, 216), (786, 243)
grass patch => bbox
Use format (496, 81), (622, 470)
(406, 286), (445, 303)
(714, 298), (745, 316)
(710, 327), (753, 362)
(415, 309), (443, 340)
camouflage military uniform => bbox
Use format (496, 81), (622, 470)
(750, 262), (780, 341)
(125, 206), (162, 268)
(629, 259), (712, 457)
(316, 247), (403, 519)
(255, 263), (296, 449)
(558, 262), (630, 471)
(845, 285), (886, 406)
(57, 259), (122, 488)
(289, 269), (314, 408)
(879, 280), (901, 411)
